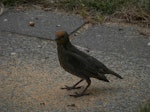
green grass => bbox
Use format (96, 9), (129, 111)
(2, 0), (149, 14)
(138, 102), (150, 112)
(1, 0), (26, 6)
(54, 0), (150, 26)
(147, 0), (150, 13)
(53, 0), (150, 14)
(1, 0), (42, 6)
(1, 0), (150, 26)
(58, 0), (126, 14)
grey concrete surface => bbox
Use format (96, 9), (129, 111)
(0, 9), (84, 39)
(0, 9), (150, 112)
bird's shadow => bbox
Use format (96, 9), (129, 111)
(84, 86), (124, 96)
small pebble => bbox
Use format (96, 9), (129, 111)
(147, 42), (150, 46)
(56, 24), (61, 27)
(4, 19), (8, 22)
(37, 45), (42, 48)
(29, 21), (35, 26)
(11, 52), (16, 56)
(67, 104), (76, 107)
(40, 102), (45, 106)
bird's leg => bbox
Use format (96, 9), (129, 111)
(61, 79), (84, 90)
(70, 78), (91, 97)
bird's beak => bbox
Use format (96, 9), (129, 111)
(51, 36), (58, 41)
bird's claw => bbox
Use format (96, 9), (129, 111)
(69, 92), (90, 98)
(61, 85), (82, 90)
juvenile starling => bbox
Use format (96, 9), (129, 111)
(55, 31), (123, 97)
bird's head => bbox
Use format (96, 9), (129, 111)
(55, 31), (70, 44)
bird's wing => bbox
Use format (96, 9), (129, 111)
(69, 45), (90, 57)
(86, 56), (109, 73)
(70, 45), (109, 74)
(65, 50), (101, 78)
(67, 45), (122, 79)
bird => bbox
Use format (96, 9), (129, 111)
(55, 31), (123, 97)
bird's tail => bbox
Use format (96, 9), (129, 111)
(108, 69), (123, 79)
(96, 74), (110, 82)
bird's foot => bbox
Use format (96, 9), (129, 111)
(69, 92), (90, 98)
(61, 85), (82, 90)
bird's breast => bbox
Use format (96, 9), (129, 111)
(57, 46), (68, 68)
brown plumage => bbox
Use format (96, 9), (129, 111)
(55, 31), (123, 97)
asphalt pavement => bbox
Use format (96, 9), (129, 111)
(0, 9), (150, 112)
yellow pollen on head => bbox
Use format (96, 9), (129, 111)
(55, 31), (66, 38)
